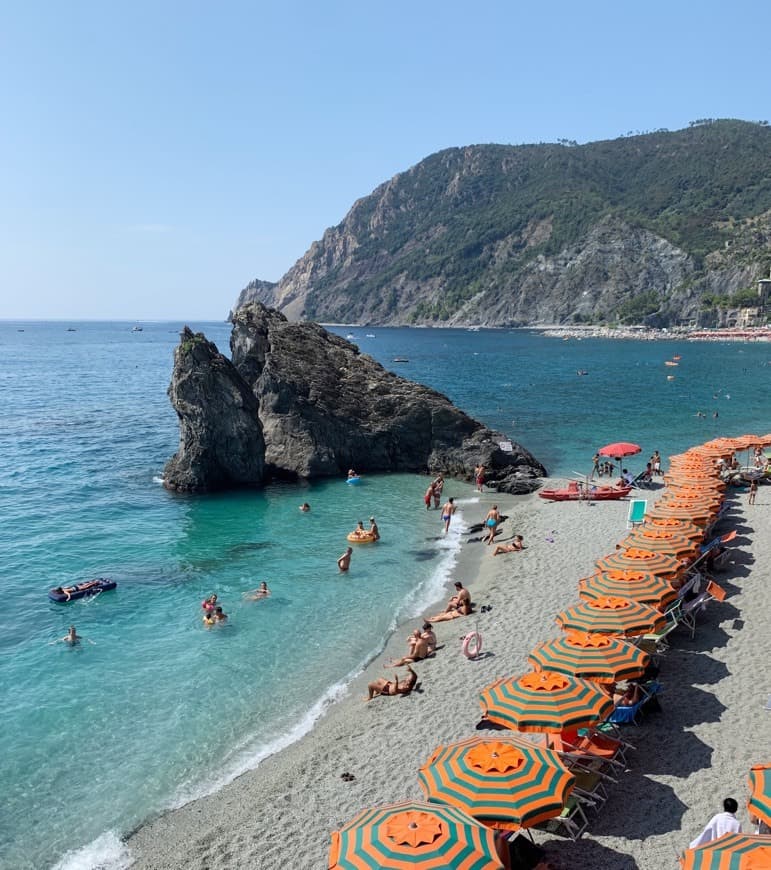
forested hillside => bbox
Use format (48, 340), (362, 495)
(235, 120), (771, 326)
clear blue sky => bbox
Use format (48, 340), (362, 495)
(2, 0), (769, 319)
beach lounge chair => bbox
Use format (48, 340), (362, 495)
(557, 728), (630, 767)
(608, 681), (662, 725)
(627, 499), (647, 529)
(679, 580), (726, 638)
(637, 599), (683, 654)
(571, 769), (610, 812)
(543, 795), (590, 840)
(631, 471), (653, 489)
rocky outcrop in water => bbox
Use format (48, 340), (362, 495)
(163, 328), (265, 492)
(164, 305), (546, 493)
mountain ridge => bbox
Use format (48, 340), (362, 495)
(234, 120), (771, 327)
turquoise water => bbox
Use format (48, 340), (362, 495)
(1, 322), (769, 869)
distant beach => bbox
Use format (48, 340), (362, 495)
(539, 324), (771, 342)
(126, 477), (769, 870)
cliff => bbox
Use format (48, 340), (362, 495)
(234, 120), (771, 327)
(164, 305), (546, 493)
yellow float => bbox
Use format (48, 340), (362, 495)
(347, 529), (377, 543)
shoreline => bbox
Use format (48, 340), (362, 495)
(125, 477), (768, 870)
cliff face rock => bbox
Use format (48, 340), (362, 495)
(163, 328), (265, 492)
(233, 121), (771, 327)
(165, 306), (546, 493)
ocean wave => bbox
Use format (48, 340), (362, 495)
(51, 831), (132, 870)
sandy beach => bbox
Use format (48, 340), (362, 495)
(126, 475), (770, 870)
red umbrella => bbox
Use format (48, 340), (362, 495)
(598, 442), (641, 459)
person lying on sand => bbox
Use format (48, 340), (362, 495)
(492, 535), (524, 556)
(385, 629), (429, 667)
(429, 581), (471, 622)
(365, 665), (418, 701)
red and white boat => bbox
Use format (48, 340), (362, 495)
(538, 481), (632, 502)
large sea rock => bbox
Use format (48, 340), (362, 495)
(164, 303), (546, 493)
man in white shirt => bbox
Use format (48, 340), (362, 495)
(688, 798), (742, 849)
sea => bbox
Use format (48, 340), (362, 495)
(1, 321), (769, 870)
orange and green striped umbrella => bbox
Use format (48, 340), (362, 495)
(631, 524), (705, 544)
(596, 548), (685, 579)
(579, 570), (677, 609)
(644, 517), (706, 538)
(556, 596), (666, 636)
(329, 801), (504, 870)
(680, 833), (771, 869)
(619, 531), (701, 560)
(645, 504), (716, 528)
(748, 764), (771, 828)
(479, 671), (614, 733)
(418, 735), (574, 830)
(728, 434), (761, 450)
(528, 630), (650, 683)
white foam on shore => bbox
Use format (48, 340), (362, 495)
(168, 674), (353, 810)
(51, 831), (132, 870)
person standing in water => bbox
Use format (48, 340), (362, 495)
(441, 497), (456, 534)
(432, 475), (444, 509)
(337, 547), (353, 572)
(369, 517), (380, 541)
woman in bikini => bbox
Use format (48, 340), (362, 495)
(365, 665), (418, 701)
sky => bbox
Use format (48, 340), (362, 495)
(1, 0), (770, 320)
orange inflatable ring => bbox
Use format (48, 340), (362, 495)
(462, 631), (482, 659)
(347, 531), (377, 543)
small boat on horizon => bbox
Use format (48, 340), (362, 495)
(665, 360), (678, 367)
(392, 357), (409, 363)
(132, 326), (143, 332)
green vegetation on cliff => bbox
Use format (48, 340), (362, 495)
(242, 120), (771, 326)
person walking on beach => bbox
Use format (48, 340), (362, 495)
(432, 475), (444, 509)
(441, 497), (456, 534)
(651, 450), (661, 476)
(474, 464), (485, 492)
(483, 505), (501, 545)
(591, 453), (600, 479)
(749, 478), (758, 505)
(688, 797), (741, 848)
(337, 547), (353, 572)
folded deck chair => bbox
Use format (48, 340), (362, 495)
(680, 580), (726, 638)
(631, 471), (653, 489)
(627, 499), (647, 528)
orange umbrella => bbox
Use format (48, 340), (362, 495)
(645, 504), (717, 528)
(680, 833), (771, 869)
(644, 517), (706, 538)
(418, 735), (574, 830)
(556, 596), (666, 636)
(748, 763), (771, 828)
(631, 524), (705, 544)
(619, 531), (701, 558)
(528, 630), (650, 683)
(479, 671), (614, 733)
(660, 489), (723, 505)
(665, 485), (727, 500)
(329, 801), (504, 869)
(596, 548), (685, 579)
(665, 475), (726, 488)
(728, 434), (761, 450)
(579, 570), (677, 609)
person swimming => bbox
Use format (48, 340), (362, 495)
(243, 581), (270, 600)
